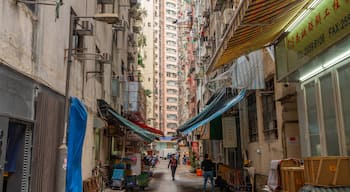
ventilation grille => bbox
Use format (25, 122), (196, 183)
(21, 127), (32, 192)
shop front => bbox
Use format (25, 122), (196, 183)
(276, 0), (350, 156)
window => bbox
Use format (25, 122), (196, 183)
(121, 60), (125, 75)
(95, 46), (103, 83)
(166, 40), (176, 46)
(148, 22), (151, 27)
(166, 56), (177, 62)
(248, 93), (258, 142)
(72, 34), (84, 55)
(166, 9), (176, 15)
(166, 80), (177, 86)
(166, 2), (176, 8)
(305, 82), (321, 156)
(167, 123), (177, 129)
(167, 105), (177, 111)
(166, 17), (176, 23)
(319, 73), (339, 155)
(166, 32), (176, 38)
(166, 25), (176, 30)
(338, 63), (350, 155)
(168, 72), (177, 78)
(167, 88), (177, 94)
(167, 114), (177, 120)
(166, 64), (177, 70)
(166, 48), (177, 54)
(24, 0), (36, 12)
(167, 97), (177, 103)
(262, 78), (277, 140)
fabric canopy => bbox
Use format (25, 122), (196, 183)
(177, 88), (226, 132)
(207, 0), (309, 71)
(107, 109), (157, 143)
(178, 89), (246, 134)
(97, 99), (156, 142)
(130, 120), (164, 136)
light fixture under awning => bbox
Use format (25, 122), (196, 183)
(207, 0), (309, 71)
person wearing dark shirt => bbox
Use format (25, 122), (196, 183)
(201, 154), (215, 192)
(168, 154), (178, 180)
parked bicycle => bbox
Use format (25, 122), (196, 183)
(92, 162), (111, 192)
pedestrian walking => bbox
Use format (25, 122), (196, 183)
(168, 154), (178, 180)
(201, 154), (215, 192)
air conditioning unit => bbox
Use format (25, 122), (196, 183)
(74, 20), (93, 36)
(101, 53), (111, 64)
(223, 8), (235, 25)
(113, 19), (125, 31)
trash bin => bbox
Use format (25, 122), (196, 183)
(196, 168), (203, 176)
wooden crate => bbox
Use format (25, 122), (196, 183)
(304, 156), (350, 186)
(281, 167), (304, 192)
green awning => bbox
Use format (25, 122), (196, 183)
(97, 99), (156, 143)
(107, 109), (157, 142)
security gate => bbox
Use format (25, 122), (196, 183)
(0, 116), (9, 192)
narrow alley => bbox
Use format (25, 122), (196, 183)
(106, 159), (217, 192)
(2, 0), (350, 192)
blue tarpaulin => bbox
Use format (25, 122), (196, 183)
(66, 97), (88, 192)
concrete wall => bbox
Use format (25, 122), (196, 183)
(1, 0), (118, 181)
(246, 50), (284, 175)
(140, 0), (155, 126)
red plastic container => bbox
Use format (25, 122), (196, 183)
(196, 168), (203, 176)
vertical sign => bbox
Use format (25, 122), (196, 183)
(191, 141), (199, 158)
(222, 117), (237, 148)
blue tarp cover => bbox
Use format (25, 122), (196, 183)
(66, 97), (88, 192)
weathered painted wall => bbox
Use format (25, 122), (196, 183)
(1, 0), (118, 181)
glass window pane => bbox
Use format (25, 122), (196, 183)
(305, 82), (321, 156)
(320, 74), (339, 155)
(338, 63), (350, 155)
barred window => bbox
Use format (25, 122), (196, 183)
(262, 78), (277, 140)
(248, 92), (258, 142)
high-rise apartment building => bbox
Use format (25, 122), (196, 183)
(139, 0), (158, 128)
(160, 0), (179, 135)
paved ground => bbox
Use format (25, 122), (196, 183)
(105, 159), (218, 192)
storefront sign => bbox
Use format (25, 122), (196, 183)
(276, 0), (350, 80)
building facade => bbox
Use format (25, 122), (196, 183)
(0, 0), (146, 191)
(160, 0), (180, 135)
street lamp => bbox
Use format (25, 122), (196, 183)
(56, 10), (119, 192)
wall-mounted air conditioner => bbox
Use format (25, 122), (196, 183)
(113, 19), (125, 31)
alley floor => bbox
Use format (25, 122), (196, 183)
(105, 159), (219, 192)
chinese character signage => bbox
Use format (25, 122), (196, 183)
(276, 0), (350, 80)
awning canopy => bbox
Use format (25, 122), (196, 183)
(208, 0), (309, 71)
(97, 99), (157, 143)
(178, 89), (246, 134)
(130, 120), (164, 136)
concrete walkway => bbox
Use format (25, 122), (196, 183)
(105, 159), (217, 192)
